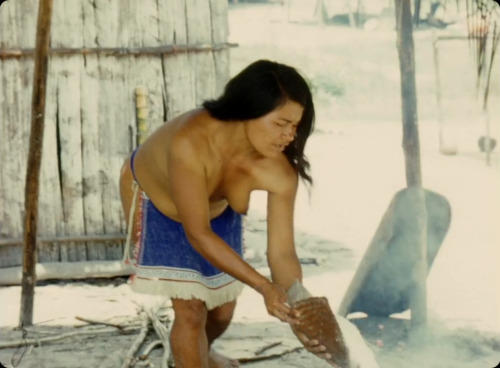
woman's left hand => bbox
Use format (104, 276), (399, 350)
(259, 281), (299, 324)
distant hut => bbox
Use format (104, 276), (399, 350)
(0, 0), (232, 272)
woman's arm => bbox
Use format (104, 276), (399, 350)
(168, 134), (295, 322)
(266, 170), (302, 291)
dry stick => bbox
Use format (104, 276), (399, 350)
(255, 341), (283, 356)
(121, 311), (150, 368)
(0, 326), (141, 349)
(141, 340), (163, 357)
(20, 0), (54, 327)
(145, 308), (171, 368)
(75, 316), (128, 332)
(238, 347), (303, 364)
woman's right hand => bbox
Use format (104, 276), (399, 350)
(258, 281), (298, 324)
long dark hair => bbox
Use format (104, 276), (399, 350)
(203, 60), (315, 185)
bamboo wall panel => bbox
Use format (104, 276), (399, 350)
(0, 0), (231, 268)
(80, 55), (106, 261)
(210, 0), (231, 94)
(37, 58), (64, 263)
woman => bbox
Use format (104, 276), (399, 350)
(120, 60), (324, 367)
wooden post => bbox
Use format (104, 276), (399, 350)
(396, 0), (422, 188)
(395, 0), (428, 329)
(413, 0), (421, 26)
(135, 86), (149, 145)
(19, 0), (54, 327)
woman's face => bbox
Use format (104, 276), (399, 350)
(246, 100), (304, 158)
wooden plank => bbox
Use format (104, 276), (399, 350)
(0, 0), (19, 48)
(210, 0), (230, 95)
(81, 0), (97, 48)
(0, 0), (234, 268)
(80, 54), (107, 260)
(136, 0), (165, 131)
(157, 0), (176, 46)
(162, 54), (195, 119)
(0, 245), (22, 268)
(0, 261), (134, 285)
(37, 55), (64, 263)
(51, 0), (87, 262)
(93, 0), (120, 48)
(186, 0), (217, 105)
(172, 0), (188, 44)
(0, 43), (238, 59)
(127, 0), (165, 132)
(95, 57), (125, 260)
(18, 0), (38, 48)
(3, 60), (25, 239)
(157, 0), (176, 122)
(0, 1), (26, 262)
(51, 0), (84, 48)
(0, 2), (10, 240)
(92, 0), (125, 260)
(0, 54), (8, 242)
(4, 1), (33, 245)
(162, 0), (195, 119)
(129, 0), (160, 47)
(80, 0), (108, 261)
(54, 55), (86, 262)
(13, 0), (61, 265)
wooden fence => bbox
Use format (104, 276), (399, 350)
(0, 0), (232, 269)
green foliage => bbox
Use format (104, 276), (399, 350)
(311, 76), (345, 98)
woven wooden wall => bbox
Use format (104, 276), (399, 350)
(0, 0), (231, 267)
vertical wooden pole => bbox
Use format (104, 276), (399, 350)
(413, 0), (421, 26)
(395, 0), (428, 330)
(396, 0), (422, 188)
(20, 0), (54, 327)
(135, 86), (149, 145)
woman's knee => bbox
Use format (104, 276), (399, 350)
(207, 300), (236, 325)
(172, 298), (208, 329)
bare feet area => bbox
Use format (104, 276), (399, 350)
(209, 349), (240, 368)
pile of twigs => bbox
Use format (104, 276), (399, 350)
(0, 305), (173, 368)
(120, 307), (173, 368)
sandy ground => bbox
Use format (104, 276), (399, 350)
(1, 1), (500, 367)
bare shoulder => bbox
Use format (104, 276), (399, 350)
(167, 109), (215, 160)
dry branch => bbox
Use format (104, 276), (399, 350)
(20, 0), (54, 327)
(0, 326), (141, 349)
(75, 316), (128, 332)
(238, 346), (303, 364)
(255, 341), (282, 356)
(121, 311), (150, 368)
(145, 308), (172, 368)
(141, 340), (163, 357)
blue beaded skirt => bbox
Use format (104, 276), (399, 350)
(131, 192), (245, 309)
